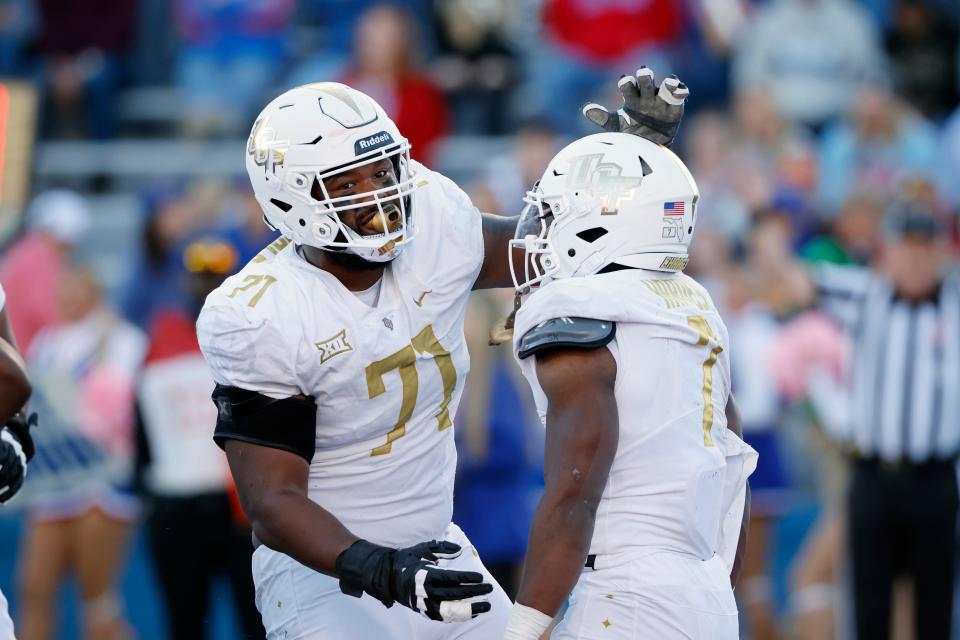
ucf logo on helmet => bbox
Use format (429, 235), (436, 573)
(564, 153), (642, 215)
(248, 117), (289, 171)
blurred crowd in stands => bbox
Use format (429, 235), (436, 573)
(0, 0), (958, 637)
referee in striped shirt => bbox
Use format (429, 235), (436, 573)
(813, 210), (957, 639)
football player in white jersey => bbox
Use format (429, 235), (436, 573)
(197, 72), (688, 639)
(501, 134), (758, 640)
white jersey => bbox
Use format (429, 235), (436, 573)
(197, 160), (484, 549)
(513, 269), (752, 561)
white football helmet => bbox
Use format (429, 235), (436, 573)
(509, 132), (700, 291)
(245, 82), (422, 262)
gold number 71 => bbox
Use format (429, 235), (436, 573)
(366, 325), (457, 456)
(227, 275), (277, 307)
(687, 315), (723, 447)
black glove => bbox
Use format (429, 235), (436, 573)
(336, 539), (494, 623)
(582, 66), (689, 146)
(0, 412), (37, 505)
(0, 441), (24, 505)
(5, 412), (36, 461)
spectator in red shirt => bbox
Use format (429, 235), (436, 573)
(527, 0), (686, 134)
(340, 4), (450, 167)
(544, 0), (683, 64)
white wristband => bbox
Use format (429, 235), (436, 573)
(503, 603), (553, 640)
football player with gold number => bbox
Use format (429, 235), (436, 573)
(198, 71), (688, 639)
(502, 133), (757, 640)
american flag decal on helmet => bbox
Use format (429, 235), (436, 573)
(663, 201), (685, 216)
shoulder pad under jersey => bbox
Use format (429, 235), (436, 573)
(517, 317), (616, 360)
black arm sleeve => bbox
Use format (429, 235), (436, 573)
(212, 384), (317, 463)
(517, 317), (616, 360)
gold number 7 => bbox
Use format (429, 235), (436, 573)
(687, 315), (723, 447)
(366, 325), (458, 456)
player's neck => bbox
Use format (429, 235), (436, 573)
(300, 245), (386, 291)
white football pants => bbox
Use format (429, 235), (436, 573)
(552, 551), (739, 640)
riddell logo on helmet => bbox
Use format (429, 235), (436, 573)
(354, 131), (396, 155)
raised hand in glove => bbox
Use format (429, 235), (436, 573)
(582, 67), (689, 146)
(336, 539), (494, 623)
(0, 412), (36, 504)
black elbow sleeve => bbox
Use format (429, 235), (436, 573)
(212, 384), (317, 463)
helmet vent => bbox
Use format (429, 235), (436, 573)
(305, 135), (324, 144)
(270, 198), (293, 212)
(639, 157), (653, 176)
(576, 227), (608, 243)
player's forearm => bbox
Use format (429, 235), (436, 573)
(0, 375), (29, 423)
(0, 344), (30, 423)
(475, 212), (521, 289)
(247, 488), (359, 576)
(731, 482), (750, 588)
(515, 491), (599, 617)
(514, 348), (619, 617)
